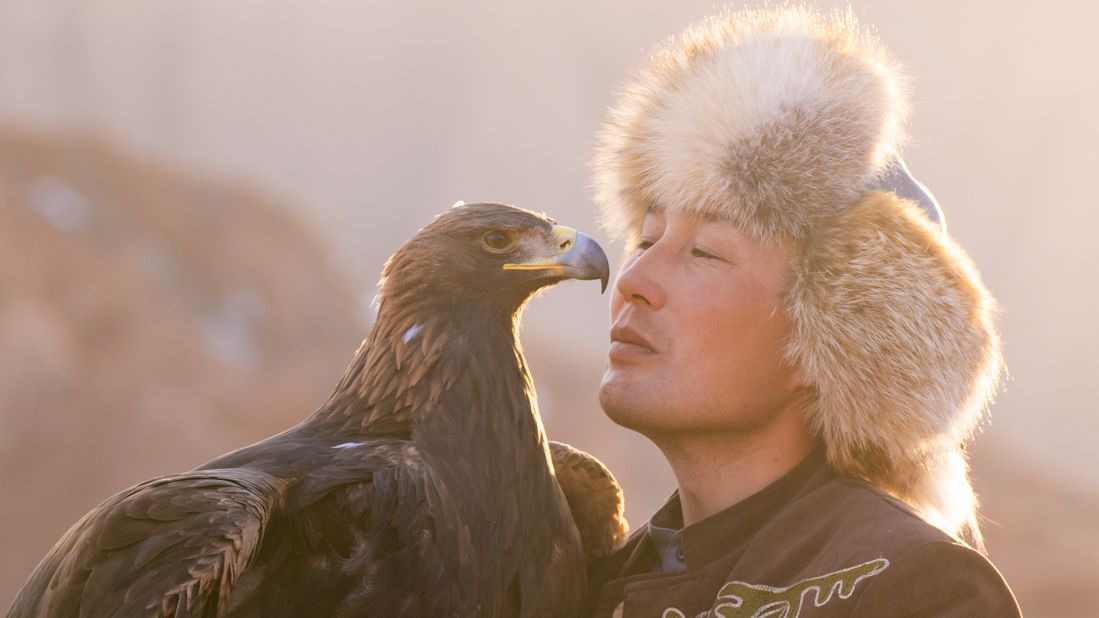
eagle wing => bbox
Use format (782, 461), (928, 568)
(9, 468), (284, 618)
(549, 441), (629, 560)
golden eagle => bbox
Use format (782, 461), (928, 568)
(10, 203), (628, 617)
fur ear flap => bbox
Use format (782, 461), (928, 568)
(783, 191), (1003, 546)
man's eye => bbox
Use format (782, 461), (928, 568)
(692, 247), (727, 261)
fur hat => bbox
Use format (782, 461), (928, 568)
(593, 6), (1003, 547)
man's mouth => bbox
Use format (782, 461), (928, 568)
(609, 324), (656, 359)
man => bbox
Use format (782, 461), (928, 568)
(586, 6), (1021, 617)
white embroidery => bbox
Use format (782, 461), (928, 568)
(662, 558), (890, 618)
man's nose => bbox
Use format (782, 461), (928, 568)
(614, 246), (666, 310)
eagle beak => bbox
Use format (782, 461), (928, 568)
(503, 226), (610, 293)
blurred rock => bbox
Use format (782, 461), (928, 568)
(0, 129), (364, 605)
(972, 441), (1099, 616)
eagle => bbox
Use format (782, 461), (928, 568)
(9, 202), (628, 617)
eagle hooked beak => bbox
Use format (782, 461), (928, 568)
(503, 226), (610, 293)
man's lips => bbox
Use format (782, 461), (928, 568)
(609, 324), (656, 358)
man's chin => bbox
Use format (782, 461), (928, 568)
(598, 370), (653, 431)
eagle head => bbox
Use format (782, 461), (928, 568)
(377, 202), (609, 317)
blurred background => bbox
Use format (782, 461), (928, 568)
(1, 0), (1095, 614)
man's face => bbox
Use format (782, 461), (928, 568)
(599, 208), (805, 438)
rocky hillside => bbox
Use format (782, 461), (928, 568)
(0, 130), (364, 603)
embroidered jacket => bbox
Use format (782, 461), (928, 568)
(586, 449), (1021, 617)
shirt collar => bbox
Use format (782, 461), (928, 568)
(647, 497), (687, 573)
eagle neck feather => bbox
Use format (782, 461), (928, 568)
(315, 300), (577, 607)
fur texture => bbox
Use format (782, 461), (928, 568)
(594, 6), (908, 244)
(592, 6), (1004, 547)
(786, 192), (1002, 547)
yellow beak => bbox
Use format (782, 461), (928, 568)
(503, 225), (610, 292)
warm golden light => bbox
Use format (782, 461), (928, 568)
(0, 2), (1093, 614)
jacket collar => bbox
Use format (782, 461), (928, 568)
(634, 444), (834, 573)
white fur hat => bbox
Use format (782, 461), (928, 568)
(593, 6), (1003, 547)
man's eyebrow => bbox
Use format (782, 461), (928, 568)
(647, 202), (728, 224)
(696, 211), (725, 223)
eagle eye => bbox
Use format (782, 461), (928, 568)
(481, 230), (515, 252)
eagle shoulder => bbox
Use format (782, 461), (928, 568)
(549, 441), (630, 561)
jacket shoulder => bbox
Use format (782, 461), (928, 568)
(794, 476), (964, 547)
(850, 538), (1021, 616)
(751, 476), (1020, 616)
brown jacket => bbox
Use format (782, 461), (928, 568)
(586, 449), (1020, 617)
